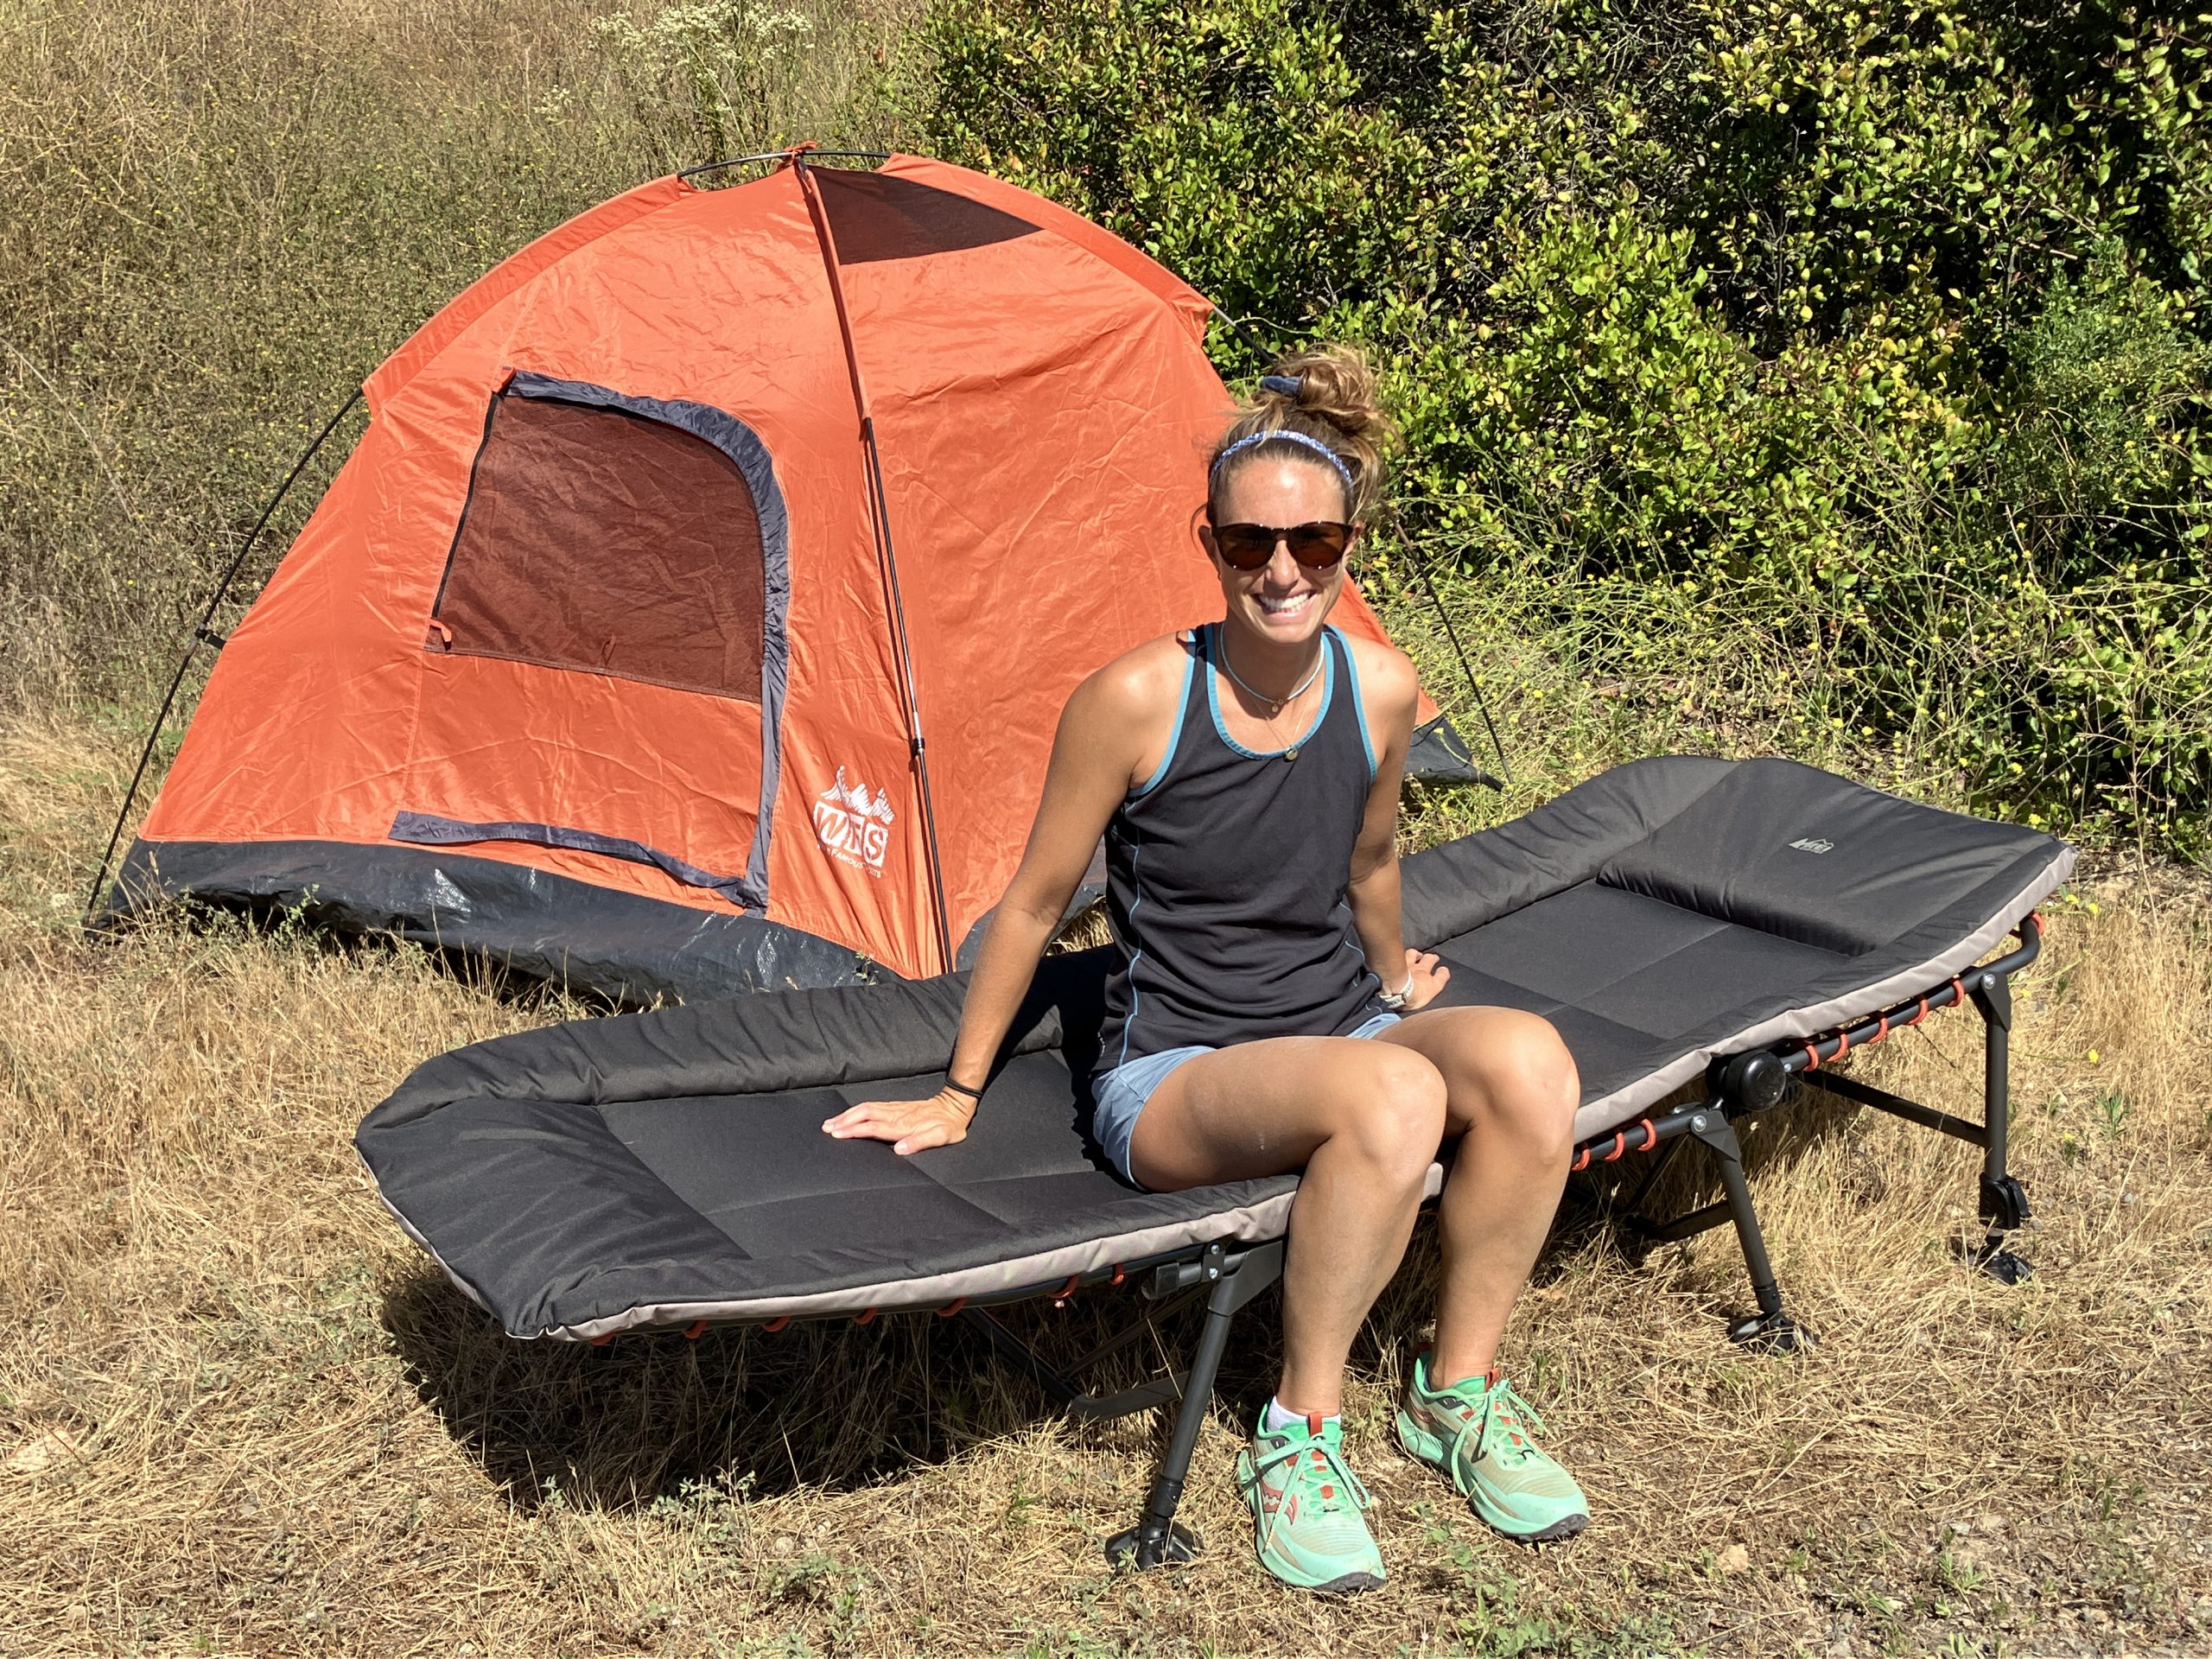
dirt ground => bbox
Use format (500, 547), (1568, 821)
(3, 712), (2208, 1657)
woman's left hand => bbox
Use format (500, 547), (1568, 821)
(1399, 948), (1451, 1011)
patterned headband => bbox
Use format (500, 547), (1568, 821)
(1208, 427), (1356, 494)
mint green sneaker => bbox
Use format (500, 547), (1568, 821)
(1396, 1353), (1588, 1541)
(1233, 1412), (1387, 1594)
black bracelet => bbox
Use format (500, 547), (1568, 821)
(942, 1077), (984, 1103)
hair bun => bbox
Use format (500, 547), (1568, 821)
(1217, 343), (1399, 519)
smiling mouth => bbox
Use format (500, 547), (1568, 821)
(1255, 592), (1316, 617)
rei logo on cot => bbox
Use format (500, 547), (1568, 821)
(813, 767), (896, 876)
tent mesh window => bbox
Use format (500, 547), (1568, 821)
(432, 391), (766, 702)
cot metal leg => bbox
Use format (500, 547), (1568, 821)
(1104, 1240), (1285, 1569)
(1686, 1107), (1813, 1353)
(1971, 974), (2034, 1284)
(1798, 970), (2035, 1286)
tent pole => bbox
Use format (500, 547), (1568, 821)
(794, 155), (957, 976)
(677, 147), (889, 183)
(82, 385), (365, 923)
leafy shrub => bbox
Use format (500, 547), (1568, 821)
(918, 0), (2212, 848)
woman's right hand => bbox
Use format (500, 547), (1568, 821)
(817, 650), (1158, 1162)
(822, 1089), (976, 1156)
(1398, 948), (1452, 1011)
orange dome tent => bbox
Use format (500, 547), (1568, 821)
(102, 152), (1483, 1001)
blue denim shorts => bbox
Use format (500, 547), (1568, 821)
(1090, 1009), (1402, 1190)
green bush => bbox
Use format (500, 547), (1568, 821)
(918, 0), (2212, 849)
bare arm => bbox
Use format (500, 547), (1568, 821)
(944, 672), (1142, 1092)
(1343, 642), (1451, 1011)
(823, 645), (1180, 1153)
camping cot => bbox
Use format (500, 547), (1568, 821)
(359, 753), (2071, 1567)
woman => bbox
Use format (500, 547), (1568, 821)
(823, 348), (1586, 1595)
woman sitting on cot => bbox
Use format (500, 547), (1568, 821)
(823, 346), (1585, 1595)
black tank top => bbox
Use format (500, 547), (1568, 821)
(1095, 622), (1383, 1072)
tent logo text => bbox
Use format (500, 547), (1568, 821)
(1789, 836), (1835, 855)
(813, 768), (896, 876)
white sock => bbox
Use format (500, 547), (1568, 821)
(1262, 1395), (1337, 1435)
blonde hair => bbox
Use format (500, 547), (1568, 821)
(1207, 343), (1399, 523)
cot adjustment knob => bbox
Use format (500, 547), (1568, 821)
(1717, 1051), (1791, 1114)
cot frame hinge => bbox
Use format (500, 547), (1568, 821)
(1588, 917), (2044, 1344)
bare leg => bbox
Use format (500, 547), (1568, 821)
(1379, 1008), (1579, 1386)
(1129, 1035), (1448, 1415)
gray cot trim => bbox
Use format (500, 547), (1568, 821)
(1567, 845), (2075, 1141)
(370, 1179), (498, 1320)
(390, 810), (765, 912)
(504, 372), (792, 912)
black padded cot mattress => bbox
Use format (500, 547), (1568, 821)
(358, 757), (2072, 1341)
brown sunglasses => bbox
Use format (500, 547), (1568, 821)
(1205, 519), (1356, 571)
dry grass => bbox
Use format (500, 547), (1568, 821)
(0, 0), (910, 709)
(3, 711), (2209, 1658)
